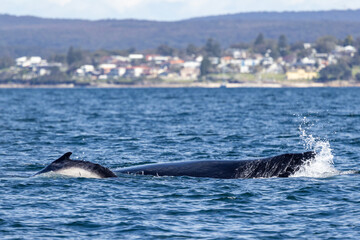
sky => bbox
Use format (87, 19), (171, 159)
(1, 0), (360, 21)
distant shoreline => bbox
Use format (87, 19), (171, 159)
(1, 81), (360, 89)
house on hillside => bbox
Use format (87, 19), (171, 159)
(124, 66), (150, 78)
(208, 57), (220, 65)
(129, 54), (144, 60)
(98, 64), (117, 74)
(170, 58), (185, 66)
(107, 67), (127, 78)
(334, 45), (357, 57)
(221, 56), (233, 65)
(146, 55), (170, 64)
(75, 65), (95, 77)
(286, 69), (318, 80)
(265, 63), (284, 74)
(179, 61), (200, 80)
(180, 67), (200, 80)
(282, 54), (297, 66)
(195, 56), (203, 63)
(16, 56), (48, 68)
(111, 55), (130, 63)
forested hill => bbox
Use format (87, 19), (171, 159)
(1, 9), (360, 57)
(189, 10), (360, 22)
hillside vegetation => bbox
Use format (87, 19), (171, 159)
(0, 10), (360, 57)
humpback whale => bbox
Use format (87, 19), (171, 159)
(34, 152), (117, 178)
(35, 151), (315, 179)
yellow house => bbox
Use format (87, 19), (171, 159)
(286, 69), (318, 80)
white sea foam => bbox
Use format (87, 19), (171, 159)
(291, 118), (340, 178)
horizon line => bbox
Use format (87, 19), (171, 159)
(1, 8), (359, 23)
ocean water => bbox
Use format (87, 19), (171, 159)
(0, 88), (360, 239)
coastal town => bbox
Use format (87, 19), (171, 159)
(1, 34), (360, 87)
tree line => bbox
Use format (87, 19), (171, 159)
(1, 33), (360, 82)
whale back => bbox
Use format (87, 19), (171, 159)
(117, 151), (316, 179)
(34, 152), (117, 178)
(234, 151), (315, 178)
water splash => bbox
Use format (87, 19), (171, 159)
(292, 117), (339, 178)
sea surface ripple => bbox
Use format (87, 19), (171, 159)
(1, 88), (360, 239)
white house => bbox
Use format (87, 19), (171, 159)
(304, 43), (312, 49)
(301, 57), (316, 65)
(265, 63), (284, 74)
(180, 67), (200, 80)
(76, 65), (96, 77)
(232, 49), (248, 59)
(112, 55), (130, 62)
(98, 64), (117, 74)
(208, 57), (220, 65)
(195, 56), (203, 62)
(146, 55), (170, 63)
(16, 56), (27, 66)
(334, 45), (357, 57)
(129, 54), (144, 60)
(81, 65), (95, 73)
(16, 56), (46, 68)
(183, 61), (200, 68)
(29, 56), (42, 65)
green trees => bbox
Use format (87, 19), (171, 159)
(186, 44), (200, 56)
(315, 36), (337, 53)
(34, 66), (71, 84)
(343, 35), (354, 46)
(230, 42), (250, 49)
(198, 38), (221, 77)
(253, 33), (267, 54)
(200, 57), (211, 76)
(66, 46), (84, 66)
(254, 33), (265, 46)
(278, 35), (289, 57)
(50, 54), (66, 64)
(267, 40), (280, 59)
(318, 61), (352, 81)
(65, 46), (95, 75)
(204, 38), (221, 57)
(356, 73), (360, 81)
(252, 33), (288, 58)
(351, 47), (360, 66)
(0, 56), (13, 69)
(156, 44), (175, 56)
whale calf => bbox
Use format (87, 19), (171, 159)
(35, 151), (315, 179)
(34, 152), (117, 178)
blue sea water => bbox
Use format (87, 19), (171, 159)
(1, 88), (360, 239)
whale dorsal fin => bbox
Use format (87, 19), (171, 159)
(54, 152), (72, 163)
